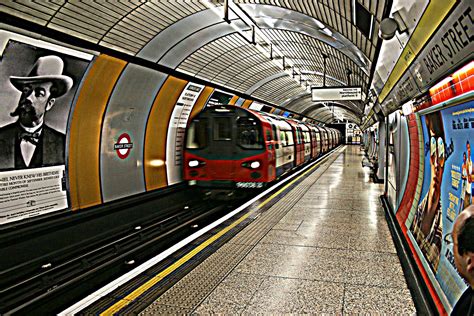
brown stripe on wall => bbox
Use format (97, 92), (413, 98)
(242, 99), (253, 109)
(144, 76), (188, 191)
(68, 55), (127, 211)
(228, 95), (239, 105)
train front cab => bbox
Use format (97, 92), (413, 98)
(184, 105), (275, 189)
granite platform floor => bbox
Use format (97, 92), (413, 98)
(142, 145), (416, 315)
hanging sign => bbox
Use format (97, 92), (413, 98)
(312, 86), (362, 101)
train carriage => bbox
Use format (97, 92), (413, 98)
(263, 115), (295, 177)
(287, 120), (305, 167)
(330, 128), (336, 149)
(308, 124), (321, 159)
(299, 123), (312, 163)
(328, 127), (335, 149)
(317, 125), (329, 153)
(184, 104), (340, 192)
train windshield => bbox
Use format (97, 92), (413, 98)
(237, 117), (263, 149)
(186, 118), (208, 149)
(213, 117), (232, 141)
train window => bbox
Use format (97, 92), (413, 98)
(266, 130), (271, 142)
(272, 125), (278, 141)
(237, 117), (263, 149)
(186, 119), (208, 149)
(280, 131), (287, 146)
(286, 131), (294, 146)
(303, 131), (310, 143)
(213, 117), (232, 141)
(296, 129), (302, 145)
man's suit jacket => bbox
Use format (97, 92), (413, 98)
(0, 122), (65, 170)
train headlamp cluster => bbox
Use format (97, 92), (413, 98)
(242, 161), (261, 169)
(250, 161), (260, 169)
(188, 160), (205, 167)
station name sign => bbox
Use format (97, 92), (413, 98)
(311, 86), (362, 101)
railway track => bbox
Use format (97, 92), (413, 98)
(1, 148), (338, 314)
(0, 187), (240, 315)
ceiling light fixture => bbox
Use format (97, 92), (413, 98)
(379, 11), (408, 40)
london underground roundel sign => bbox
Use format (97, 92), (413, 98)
(114, 133), (133, 159)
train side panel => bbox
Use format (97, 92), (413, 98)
(318, 126), (329, 153)
(276, 121), (296, 176)
(300, 123), (312, 163)
(288, 120), (305, 166)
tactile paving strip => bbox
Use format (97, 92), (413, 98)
(139, 148), (344, 314)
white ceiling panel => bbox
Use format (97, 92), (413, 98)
(0, 0), (391, 123)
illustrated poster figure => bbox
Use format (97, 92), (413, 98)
(411, 112), (445, 272)
(461, 152), (469, 211)
(464, 141), (473, 208)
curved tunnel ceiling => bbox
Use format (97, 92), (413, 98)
(0, 0), (390, 124)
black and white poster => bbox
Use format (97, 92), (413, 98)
(0, 36), (91, 224)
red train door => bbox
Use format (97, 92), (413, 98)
(265, 127), (277, 181)
(294, 126), (304, 166)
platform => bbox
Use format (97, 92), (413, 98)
(67, 146), (416, 314)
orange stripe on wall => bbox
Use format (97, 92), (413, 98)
(190, 86), (214, 119)
(144, 76), (188, 191)
(69, 55), (127, 211)
(242, 99), (253, 109)
(228, 95), (239, 105)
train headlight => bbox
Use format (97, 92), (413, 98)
(188, 160), (200, 167)
(250, 161), (260, 169)
(242, 161), (261, 169)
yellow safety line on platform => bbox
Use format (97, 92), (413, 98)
(100, 147), (342, 315)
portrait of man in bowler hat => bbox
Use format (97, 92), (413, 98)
(0, 55), (73, 170)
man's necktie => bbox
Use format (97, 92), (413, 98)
(18, 130), (41, 146)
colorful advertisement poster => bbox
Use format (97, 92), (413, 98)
(0, 38), (90, 224)
(408, 100), (473, 309)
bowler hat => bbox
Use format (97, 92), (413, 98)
(10, 55), (73, 97)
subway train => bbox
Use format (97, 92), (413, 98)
(183, 104), (341, 193)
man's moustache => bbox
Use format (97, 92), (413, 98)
(10, 108), (20, 117)
(10, 102), (31, 117)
